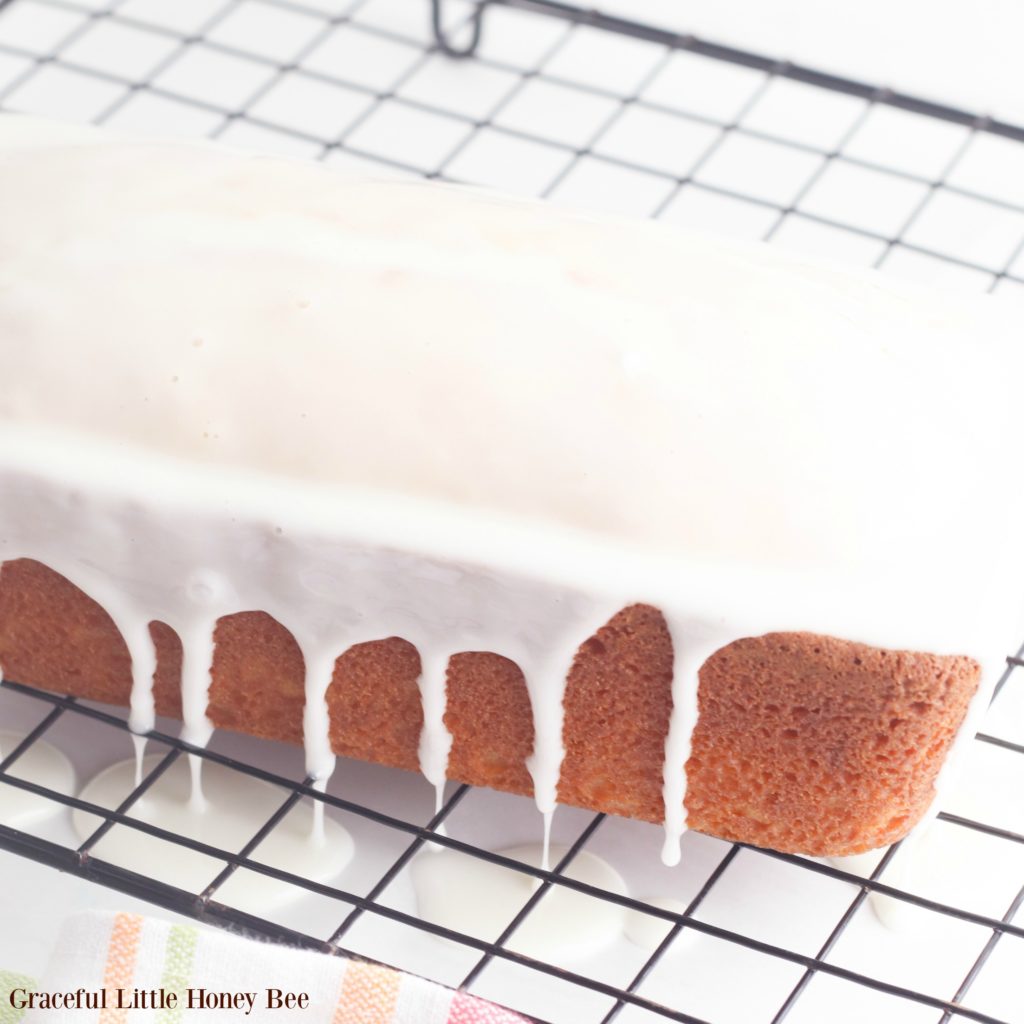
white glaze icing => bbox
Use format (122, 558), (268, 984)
(624, 897), (690, 952)
(415, 648), (453, 815)
(130, 733), (147, 790)
(72, 754), (353, 907)
(411, 843), (628, 960)
(0, 729), (76, 828)
(661, 623), (732, 866)
(1, 114), (1022, 862)
(310, 777), (328, 845)
(300, 641), (347, 786)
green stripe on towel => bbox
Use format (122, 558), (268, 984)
(156, 925), (198, 1024)
(0, 970), (35, 1024)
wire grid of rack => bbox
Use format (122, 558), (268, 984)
(0, 1), (1023, 1022)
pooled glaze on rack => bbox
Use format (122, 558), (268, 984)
(0, 728), (76, 829)
(1, 115), (1022, 866)
(72, 753), (354, 907)
(623, 897), (690, 953)
(411, 842), (629, 961)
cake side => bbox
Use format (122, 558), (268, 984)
(0, 558), (979, 856)
(0, 117), (1015, 862)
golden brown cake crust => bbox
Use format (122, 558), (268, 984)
(0, 558), (979, 855)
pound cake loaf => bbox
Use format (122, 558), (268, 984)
(0, 559), (981, 856)
(0, 115), (1020, 860)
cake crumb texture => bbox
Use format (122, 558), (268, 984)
(0, 558), (978, 855)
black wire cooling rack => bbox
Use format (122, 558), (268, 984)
(1, 1), (1024, 1022)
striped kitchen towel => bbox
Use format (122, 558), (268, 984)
(7, 913), (529, 1023)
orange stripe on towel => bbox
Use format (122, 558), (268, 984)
(99, 913), (143, 1024)
(332, 962), (401, 1024)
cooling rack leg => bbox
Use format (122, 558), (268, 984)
(431, 0), (487, 58)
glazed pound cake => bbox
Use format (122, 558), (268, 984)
(0, 115), (1019, 861)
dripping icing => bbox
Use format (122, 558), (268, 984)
(660, 622), (732, 867)
(2, 119), (1022, 871)
(299, 642), (344, 784)
(122, 616), (157, 738)
(415, 647), (453, 813)
(311, 777), (328, 845)
(540, 810), (553, 876)
(179, 619), (218, 805)
(1, 436), (1015, 872)
(131, 733), (147, 789)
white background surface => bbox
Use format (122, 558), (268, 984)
(0, 2), (1023, 1023)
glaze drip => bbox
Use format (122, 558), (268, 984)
(0, 439), (1011, 869)
(131, 733), (147, 790)
(415, 648), (454, 814)
(300, 642), (345, 784)
(178, 619), (217, 750)
(2, 117), (1021, 872)
(122, 618), (157, 738)
(660, 622), (732, 866)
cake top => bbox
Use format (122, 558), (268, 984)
(0, 114), (1021, 653)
